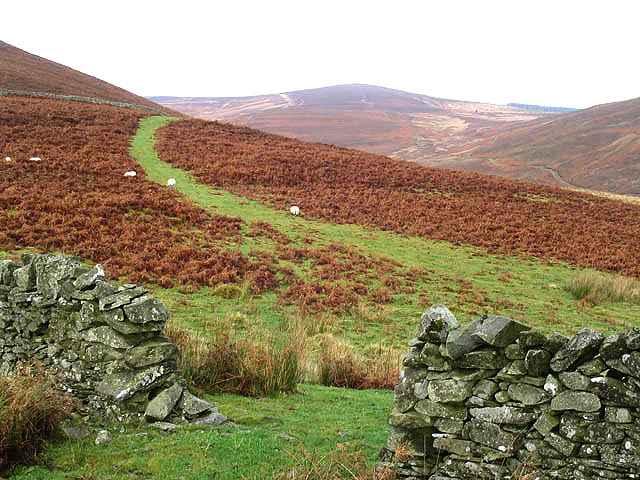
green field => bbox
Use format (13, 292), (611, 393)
(7, 116), (640, 479)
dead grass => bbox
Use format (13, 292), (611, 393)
(565, 270), (640, 305)
(0, 365), (77, 472)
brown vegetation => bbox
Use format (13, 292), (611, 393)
(155, 118), (640, 277)
(0, 96), (251, 288)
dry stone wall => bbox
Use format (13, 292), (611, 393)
(379, 305), (640, 480)
(0, 253), (224, 426)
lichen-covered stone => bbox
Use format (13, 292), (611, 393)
(469, 406), (536, 425)
(123, 296), (168, 325)
(427, 379), (472, 403)
(389, 409), (434, 428)
(433, 418), (463, 434)
(518, 330), (546, 349)
(453, 348), (506, 370)
(576, 357), (605, 376)
(472, 379), (499, 400)
(124, 338), (178, 368)
(73, 264), (105, 290)
(464, 419), (516, 453)
(551, 391), (601, 412)
(145, 383), (184, 421)
(416, 304), (459, 343)
(472, 315), (530, 348)
(414, 399), (467, 420)
(584, 422), (625, 444)
(626, 328), (640, 350)
(546, 432), (578, 456)
(96, 364), (171, 401)
(550, 328), (605, 372)
(558, 371), (590, 391)
(178, 391), (214, 418)
(504, 343), (525, 360)
(81, 326), (140, 349)
(533, 411), (560, 436)
(525, 349), (550, 376)
(587, 376), (640, 406)
(0, 260), (19, 286)
(604, 407), (632, 423)
(394, 367), (426, 412)
(419, 342), (450, 371)
(34, 254), (81, 299)
(444, 319), (483, 359)
(13, 263), (36, 291)
(99, 286), (147, 310)
(507, 383), (549, 405)
(622, 351), (640, 375)
(600, 333), (628, 359)
(543, 332), (569, 355)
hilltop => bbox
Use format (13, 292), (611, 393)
(0, 40), (171, 112)
(446, 96), (640, 195)
(150, 84), (547, 158)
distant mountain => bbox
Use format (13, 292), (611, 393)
(445, 97), (640, 195)
(0, 40), (170, 112)
(150, 84), (549, 161)
(507, 103), (577, 113)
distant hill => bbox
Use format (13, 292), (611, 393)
(507, 103), (577, 113)
(150, 84), (549, 161)
(445, 97), (640, 195)
(0, 40), (171, 112)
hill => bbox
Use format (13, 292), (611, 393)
(150, 84), (548, 159)
(0, 40), (171, 112)
(444, 96), (640, 195)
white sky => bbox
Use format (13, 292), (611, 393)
(3, 0), (639, 108)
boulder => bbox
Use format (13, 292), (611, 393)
(416, 304), (459, 343)
(145, 383), (184, 421)
(472, 315), (530, 348)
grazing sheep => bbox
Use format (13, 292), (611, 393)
(124, 171), (137, 177)
(4, 157), (10, 162)
(167, 178), (176, 187)
(29, 157), (41, 162)
(290, 205), (300, 216)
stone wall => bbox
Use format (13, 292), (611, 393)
(0, 253), (223, 425)
(379, 305), (640, 480)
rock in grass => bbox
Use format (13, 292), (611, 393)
(145, 383), (184, 421)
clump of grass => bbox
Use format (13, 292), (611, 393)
(165, 320), (306, 397)
(0, 366), (77, 472)
(317, 335), (399, 390)
(565, 270), (640, 305)
(353, 301), (390, 324)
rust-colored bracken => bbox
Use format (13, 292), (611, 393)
(155, 119), (640, 277)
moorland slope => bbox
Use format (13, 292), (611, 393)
(0, 40), (171, 112)
(151, 84), (546, 158)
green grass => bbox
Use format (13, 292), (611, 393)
(10, 386), (392, 480)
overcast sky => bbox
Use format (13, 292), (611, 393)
(3, 0), (639, 108)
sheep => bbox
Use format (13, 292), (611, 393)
(167, 178), (176, 187)
(124, 171), (137, 177)
(290, 205), (300, 216)
(29, 157), (41, 162)
(4, 157), (10, 162)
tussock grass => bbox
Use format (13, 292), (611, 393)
(165, 319), (306, 397)
(317, 335), (399, 390)
(565, 270), (640, 305)
(0, 366), (76, 472)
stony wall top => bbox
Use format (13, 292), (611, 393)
(379, 305), (640, 480)
(0, 253), (222, 426)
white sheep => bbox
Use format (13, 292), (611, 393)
(4, 157), (10, 162)
(124, 171), (137, 177)
(167, 178), (176, 187)
(290, 205), (300, 216)
(29, 157), (41, 162)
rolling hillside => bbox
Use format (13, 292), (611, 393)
(0, 40), (172, 112)
(151, 84), (547, 158)
(445, 96), (640, 195)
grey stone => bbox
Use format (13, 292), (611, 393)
(34, 254), (80, 299)
(419, 342), (450, 371)
(518, 330), (546, 349)
(550, 328), (605, 372)
(433, 418), (463, 434)
(546, 432), (578, 456)
(604, 407), (632, 423)
(98, 286), (147, 310)
(534, 411), (560, 436)
(469, 406), (536, 425)
(601, 452), (640, 469)
(394, 367), (426, 412)
(178, 391), (214, 417)
(13, 263), (36, 291)
(600, 333), (628, 359)
(472, 315), (530, 348)
(507, 383), (549, 405)
(576, 357), (606, 376)
(543, 374), (563, 396)
(444, 319), (483, 359)
(622, 351), (640, 374)
(550, 391), (601, 412)
(558, 371), (590, 391)
(61, 424), (91, 441)
(464, 419), (516, 453)
(413, 379), (429, 399)
(145, 383), (184, 421)
(191, 411), (227, 427)
(626, 328), (640, 350)
(472, 379), (499, 400)
(587, 376), (640, 406)
(95, 429), (112, 445)
(525, 349), (550, 376)
(453, 348), (506, 370)
(96, 364), (171, 401)
(584, 422), (625, 444)
(543, 332), (570, 355)
(123, 296), (168, 325)
(73, 264), (105, 290)
(504, 343), (525, 360)
(427, 379), (472, 403)
(416, 304), (459, 343)
(414, 399), (467, 420)
(0, 260), (19, 286)
(149, 422), (182, 431)
(81, 326), (137, 349)
(389, 409), (434, 428)
(124, 338), (178, 367)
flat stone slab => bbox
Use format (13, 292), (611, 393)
(550, 328), (605, 372)
(145, 383), (184, 421)
(427, 379), (473, 403)
(472, 315), (531, 348)
(550, 391), (601, 412)
(469, 406), (536, 425)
